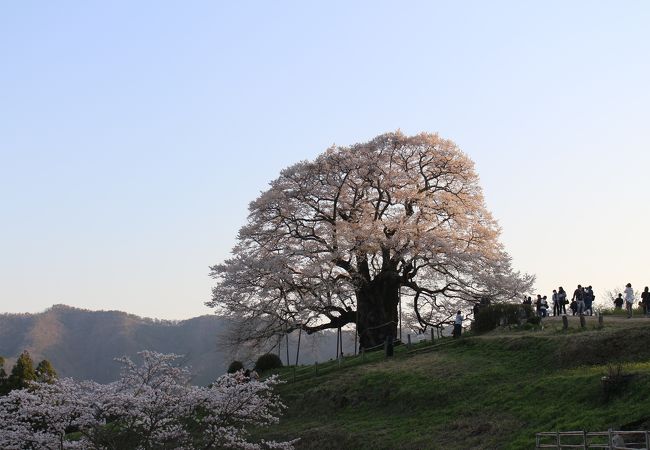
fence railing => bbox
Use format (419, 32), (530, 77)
(536, 430), (650, 449)
(277, 335), (456, 383)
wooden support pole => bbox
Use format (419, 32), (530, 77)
(335, 327), (340, 360)
(598, 314), (604, 329)
(608, 429), (613, 449)
(285, 331), (290, 367)
(295, 328), (302, 366)
(431, 328), (435, 342)
(580, 315), (586, 329)
(407, 334), (412, 350)
(562, 315), (569, 330)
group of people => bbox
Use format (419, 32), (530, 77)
(568, 285), (597, 316)
(523, 284), (650, 319)
(521, 287), (577, 318)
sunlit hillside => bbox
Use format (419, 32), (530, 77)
(262, 315), (650, 449)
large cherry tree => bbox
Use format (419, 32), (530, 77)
(208, 132), (533, 349)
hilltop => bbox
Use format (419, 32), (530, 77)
(262, 314), (650, 449)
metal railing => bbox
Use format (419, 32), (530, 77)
(536, 430), (650, 449)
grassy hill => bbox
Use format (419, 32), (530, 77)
(262, 314), (650, 449)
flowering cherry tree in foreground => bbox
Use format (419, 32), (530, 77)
(208, 131), (533, 349)
(0, 351), (294, 449)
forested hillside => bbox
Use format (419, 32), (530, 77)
(0, 305), (228, 384)
(0, 305), (356, 385)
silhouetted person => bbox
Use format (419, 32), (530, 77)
(641, 287), (650, 316)
(572, 285), (585, 315)
(585, 286), (595, 316)
(540, 296), (549, 318)
(453, 310), (463, 338)
(614, 293), (624, 310)
(558, 287), (567, 314)
(552, 290), (561, 316)
(570, 299), (578, 316)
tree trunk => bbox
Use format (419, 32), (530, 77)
(356, 271), (400, 350)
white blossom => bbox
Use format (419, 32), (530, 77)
(0, 351), (295, 449)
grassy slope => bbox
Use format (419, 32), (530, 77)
(261, 316), (650, 449)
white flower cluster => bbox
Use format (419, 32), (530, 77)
(0, 351), (295, 449)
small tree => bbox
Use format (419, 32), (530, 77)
(255, 354), (283, 373)
(0, 357), (7, 395)
(471, 304), (533, 333)
(227, 360), (245, 373)
(35, 360), (57, 383)
(8, 351), (36, 391)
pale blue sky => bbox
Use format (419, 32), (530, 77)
(2, 1), (649, 319)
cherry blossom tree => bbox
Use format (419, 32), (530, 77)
(0, 351), (294, 449)
(208, 131), (534, 350)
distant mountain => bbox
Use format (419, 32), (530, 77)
(0, 305), (228, 385)
(0, 305), (357, 385)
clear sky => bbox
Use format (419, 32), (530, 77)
(1, 1), (649, 319)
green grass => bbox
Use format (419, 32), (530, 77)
(257, 318), (650, 449)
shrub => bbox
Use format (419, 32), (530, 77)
(227, 360), (244, 374)
(254, 353), (283, 372)
(472, 304), (534, 334)
(526, 316), (541, 325)
(601, 363), (632, 401)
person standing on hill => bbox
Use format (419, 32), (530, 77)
(585, 286), (595, 316)
(624, 283), (635, 318)
(558, 287), (567, 314)
(453, 311), (463, 338)
(552, 290), (560, 316)
(572, 285), (585, 315)
(641, 287), (650, 316)
(540, 296), (549, 318)
(613, 293), (624, 310)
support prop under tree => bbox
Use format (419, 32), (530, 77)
(295, 328), (302, 366)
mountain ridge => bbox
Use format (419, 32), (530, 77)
(0, 304), (357, 385)
(0, 304), (228, 385)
